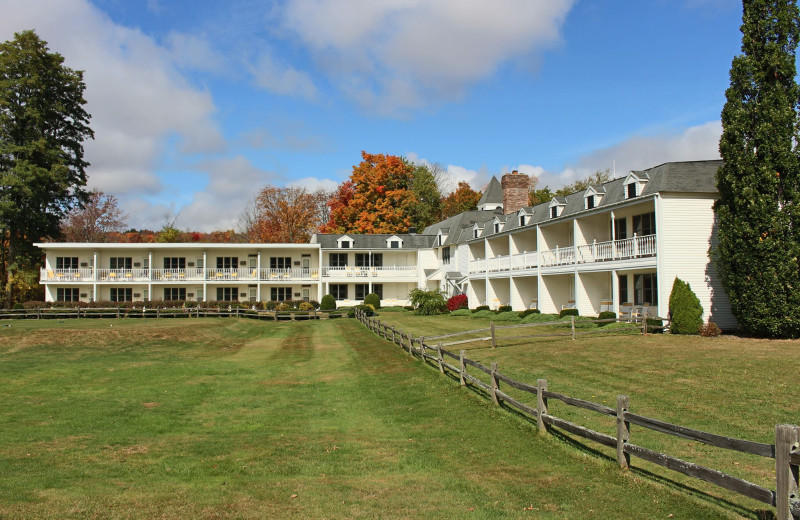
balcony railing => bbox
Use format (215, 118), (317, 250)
(260, 268), (319, 280)
(40, 266), (360, 283)
(320, 266), (417, 279)
(468, 234), (657, 273)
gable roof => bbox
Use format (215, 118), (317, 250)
(477, 176), (503, 206)
(311, 233), (436, 249)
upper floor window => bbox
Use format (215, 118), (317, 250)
(338, 236), (354, 248)
(355, 253), (382, 267)
(494, 222), (501, 234)
(56, 257), (78, 270)
(626, 182), (637, 198)
(163, 257), (185, 269)
(329, 253), (347, 267)
(519, 215), (526, 227)
(633, 212), (656, 236)
(390, 240), (400, 248)
(270, 257), (291, 269)
(110, 257), (132, 270)
(586, 195), (595, 209)
(216, 257), (238, 269)
(550, 206), (558, 219)
(442, 247), (451, 265)
(473, 228), (479, 239)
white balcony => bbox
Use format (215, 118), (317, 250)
(320, 266), (417, 279)
(260, 268), (319, 281)
(468, 234), (657, 273)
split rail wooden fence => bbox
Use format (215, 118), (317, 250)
(0, 307), (349, 321)
(356, 309), (800, 520)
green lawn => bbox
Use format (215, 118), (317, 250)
(374, 311), (800, 517)
(0, 317), (747, 519)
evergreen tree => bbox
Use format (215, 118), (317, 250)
(408, 162), (442, 231)
(668, 278), (704, 335)
(715, 0), (800, 337)
(0, 30), (93, 304)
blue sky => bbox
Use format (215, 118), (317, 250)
(1, 0), (743, 231)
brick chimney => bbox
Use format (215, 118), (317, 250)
(501, 170), (530, 215)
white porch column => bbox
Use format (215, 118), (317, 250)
(318, 247), (323, 302)
(610, 210), (616, 259)
(536, 225), (543, 312)
(148, 251), (153, 280)
(612, 269), (620, 316)
(202, 251), (208, 301)
(92, 250), (98, 302)
(256, 252), (261, 302)
(655, 194), (666, 318)
(368, 251), (372, 294)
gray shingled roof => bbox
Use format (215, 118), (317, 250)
(477, 176), (503, 206)
(422, 209), (500, 246)
(311, 233), (436, 249)
(467, 159), (722, 242)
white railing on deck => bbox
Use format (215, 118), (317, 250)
(468, 234), (657, 273)
(260, 268), (319, 280)
(320, 266), (417, 278)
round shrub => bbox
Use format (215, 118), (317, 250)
(449, 309), (472, 317)
(521, 312), (560, 324)
(447, 294), (468, 311)
(602, 321), (640, 334)
(298, 301), (314, 311)
(597, 311), (617, 326)
(559, 308), (579, 318)
(470, 310), (496, 319)
(498, 305), (513, 313)
(493, 311), (522, 322)
(320, 294), (336, 311)
(473, 305), (490, 313)
(276, 303), (291, 311)
(518, 309), (541, 319)
(364, 293), (381, 309)
(668, 277), (703, 335)
(12, 302), (24, 310)
(557, 315), (597, 329)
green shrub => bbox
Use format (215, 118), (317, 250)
(518, 309), (541, 318)
(603, 321), (640, 334)
(473, 305), (490, 313)
(364, 293), (381, 309)
(12, 302), (24, 309)
(320, 294), (336, 311)
(597, 311), (617, 326)
(379, 306), (407, 312)
(669, 278), (703, 335)
(408, 288), (448, 315)
(493, 311), (521, 322)
(559, 308), (579, 318)
(449, 309), (472, 317)
(403, 305), (415, 311)
(557, 315), (597, 329)
(498, 305), (512, 313)
(298, 301), (314, 311)
(470, 310), (496, 319)
(521, 312), (559, 324)
(276, 303), (291, 311)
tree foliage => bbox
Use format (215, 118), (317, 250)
(244, 185), (321, 243)
(321, 152), (416, 234)
(61, 189), (127, 242)
(440, 181), (481, 220)
(0, 30), (93, 305)
(409, 162), (442, 231)
(668, 278), (704, 335)
(715, 0), (800, 337)
(408, 288), (448, 315)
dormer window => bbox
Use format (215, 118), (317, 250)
(386, 235), (403, 249)
(623, 172), (647, 200)
(494, 223), (500, 233)
(473, 228), (479, 239)
(549, 199), (565, 219)
(337, 235), (354, 248)
(584, 187), (604, 210)
(586, 196), (595, 209)
(519, 215), (526, 226)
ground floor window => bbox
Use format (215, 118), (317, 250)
(355, 284), (368, 300)
(216, 287), (238, 301)
(634, 273), (657, 305)
(164, 288), (186, 301)
(110, 288), (132, 302)
(57, 288), (79, 302)
(330, 284), (347, 301)
(271, 287), (292, 301)
(619, 274), (629, 303)
(373, 284), (383, 299)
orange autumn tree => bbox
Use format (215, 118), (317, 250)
(439, 181), (481, 220)
(321, 152), (417, 234)
(247, 185), (319, 243)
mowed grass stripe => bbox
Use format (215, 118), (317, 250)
(0, 318), (734, 519)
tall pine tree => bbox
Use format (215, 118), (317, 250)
(716, 0), (800, 337)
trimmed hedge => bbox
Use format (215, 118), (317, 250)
(470, 310), (496, 319)
(498, 305), (512, 313)
(364, 293), (381, 309)
(493, 311), (522, 322)
(597, 311), (617, 326)
(521, 313), (559, 324)
(473, 305), (490, 313)
(448, 309), (472, 317)
(559, 308), (579, 318)
(518, 309), (541, 318)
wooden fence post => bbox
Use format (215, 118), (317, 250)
(491, 362), (500, 405)
(571, 316), (576, 340)
(459, 349), (466, 386)
(419, 338), (426, 360)
(407, 333), (414, 355)
(642, 309), (648, 335)
(490, 322), (496, 348)
(437, 344), (444, 374)
(617, 395), (631, 470)
(391, 326), (396, 344)
(776, 424), (800, 520)
(116, 307), (120, 319)
(536, 379), (548, 433)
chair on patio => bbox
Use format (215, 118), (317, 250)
(620, 302), (634, 321)
(561, 300), (576, 310)
(599, 299), (613, 313)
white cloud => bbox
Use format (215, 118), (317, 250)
(166, 31), (227, 74)
(249, 49), (318, 100)
(0, 0), (224, 196)
(288, 177), (340, 192)
(280, 0), (575, 113)
(525, 121), (723, 190)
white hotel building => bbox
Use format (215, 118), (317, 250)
(36, 160), (736, 328)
